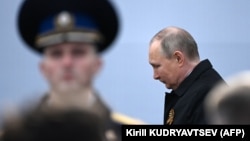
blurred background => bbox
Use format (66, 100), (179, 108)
(0, 0), (250, 124)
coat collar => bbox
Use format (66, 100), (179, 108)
(165, 59), (213, 97)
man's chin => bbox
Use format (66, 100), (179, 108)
(55, 83), (81, 94)
(165, 84), (172, 89)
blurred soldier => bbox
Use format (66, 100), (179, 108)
(3, 0), (145, 140)
(1, 108), (107, 141)
(204, 71), (250, 124)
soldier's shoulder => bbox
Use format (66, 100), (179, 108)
(110, 112), (146, 125)
(0, 130), (3, 141)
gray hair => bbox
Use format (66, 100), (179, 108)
(150, 26), (200, 61)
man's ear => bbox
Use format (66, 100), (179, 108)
(94, 56), (103, 75)
(39, 60), (48, 79)
(173, 51), (184, 66)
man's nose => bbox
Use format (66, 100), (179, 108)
(153, 71), (160, 80)
(61, 54), (73, 67)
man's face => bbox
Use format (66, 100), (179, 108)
(149, 40), (179, 90)
(40, 42), (101, 93)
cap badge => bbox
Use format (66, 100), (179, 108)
(54, 11), (74, 31)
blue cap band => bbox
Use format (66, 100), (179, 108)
(35, 11), (103, 48)
(38, 12), (98, 35)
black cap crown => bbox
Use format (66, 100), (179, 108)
(17, 0), (119, 54)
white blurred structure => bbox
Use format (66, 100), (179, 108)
(204, 71), (250, 124)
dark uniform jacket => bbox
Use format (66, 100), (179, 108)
(36, 93), (121, 141)
(164, 59), (225, 125)
(0, 92), (144, 141)
(37, 92), (145, 141)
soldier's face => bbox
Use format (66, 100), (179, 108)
(40, 42), (102, 93)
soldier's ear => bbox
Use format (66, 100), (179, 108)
(94, 57), (103, 75)
(39, 60), (48, 79)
